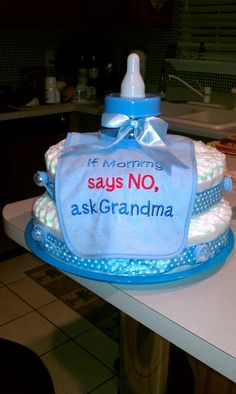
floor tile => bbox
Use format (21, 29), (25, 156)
(0, 286), (32, 325)
(0, 310), (68, 356)
(75, 327), (119, 372)
(0, 253), (43, 285)
(89, 376), (118, 394)
(0, 252), (121, 394)
(41, 341), (114, 394)
(39, 299), (93, 338)
(8, 276), (56, 308)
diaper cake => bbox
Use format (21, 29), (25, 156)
(25, 54), (234, 284)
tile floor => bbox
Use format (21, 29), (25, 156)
(0, 252), (119, 394)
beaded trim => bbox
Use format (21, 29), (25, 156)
(31, 220), (229, 277)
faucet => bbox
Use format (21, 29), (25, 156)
(168, 74), (211, 103)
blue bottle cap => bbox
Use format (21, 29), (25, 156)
(104, 93), (161, 118)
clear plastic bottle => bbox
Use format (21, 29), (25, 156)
(73, 54), (89, 103)
(88, 54), (100, 100)
(78, 53), (88, 86)
(44, 76), (60, 104)
(159, 64), (166, 101)
(73, 83), (88, 103)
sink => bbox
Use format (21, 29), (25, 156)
(160, 101), (202, 117)
(177, 109), (236, 129)
(160, 101), (236, 136)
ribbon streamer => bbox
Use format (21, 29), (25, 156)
(62, 113), (188, 173)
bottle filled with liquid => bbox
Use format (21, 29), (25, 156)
(73, 53), (89, 103)
(88, 54), (100, 100)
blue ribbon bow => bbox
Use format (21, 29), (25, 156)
(101, 113), (188, 173)
(62, 113), (188, 173)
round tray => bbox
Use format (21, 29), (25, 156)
(25, 220), (234, 284)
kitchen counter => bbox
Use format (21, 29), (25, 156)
(0, 101), (103, 121)
(1, 100), (236, 140)
(3, 161), (236, 386)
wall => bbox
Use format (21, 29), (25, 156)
(0, 26), (175, 89)
(0, 1), (235, 96)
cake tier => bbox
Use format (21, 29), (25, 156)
(34, 172), (227, 216)
(33, 193), (232, 249)
(44, 138), (226, 193)
(31, 194), (232, 280)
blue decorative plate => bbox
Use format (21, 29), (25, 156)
(25, 220), (234, 284)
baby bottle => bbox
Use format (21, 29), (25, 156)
(100, 53), (161, 139)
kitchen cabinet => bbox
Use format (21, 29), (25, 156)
(77, 0), (173, 29)
(0, 107), (100, 257)
(0, 107), (102, 211)
(78, 0), (173, 29)
(0, 0), (173, 28)
(96, 0), (174, 29)
(133, 0), (174, 28)
(0, 114), (69, 210)
(79, 0), (134, 29)
(0, 0), (83, 27)
(0, 0), (132, 28)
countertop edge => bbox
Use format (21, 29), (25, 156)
(0, 101), (103, 121)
